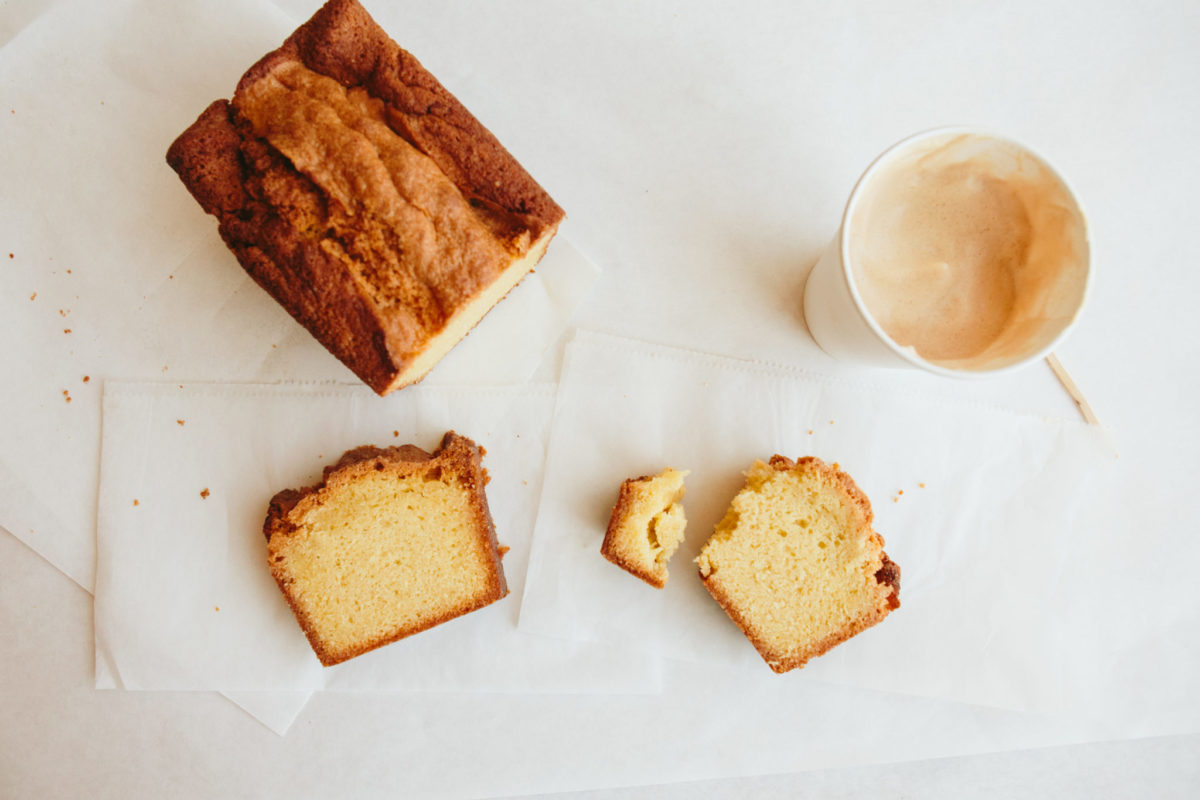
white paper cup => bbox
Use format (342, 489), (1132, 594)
(803, 128), (1090, 377)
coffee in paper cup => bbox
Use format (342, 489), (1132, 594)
(803, 129), (1089, 376)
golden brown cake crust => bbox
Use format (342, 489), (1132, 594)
(699, 456), (900, 673)
(263, 431), (507, 666)
(167, 0), (564, 394)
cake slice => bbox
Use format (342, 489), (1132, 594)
(264, 431), (507, 666)
(697, 456), (899, 673)
(601, 468), (689, 588)
(167, 0), (565, 395)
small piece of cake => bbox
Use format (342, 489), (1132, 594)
(167, 0), (565, 394)
(601, 468), (689, 588)
(696, 456), (899, 673)
(264, 431), (507, 666)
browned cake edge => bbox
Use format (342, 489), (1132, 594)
(167, 0), (565, 395)
(699, 456), (900, 674)
(263, 431), (508, 666)
(600, 474), (668, 589)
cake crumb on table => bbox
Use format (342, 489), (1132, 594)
(133, 499), (139, 506)
(200, 488), (210, 499)
(177, 419), (185, 426)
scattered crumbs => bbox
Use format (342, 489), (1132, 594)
(82, 375), (90, 383)
(829, 420), (834, 425)
(271, 343), (277, 349)
(919, 482), (926, 489)
(893, 497), (899, 503)
(162, 365), (168, 372)
(66, 269), (72, 274)
(214, 606), (219, 612)
(497, 545), (510, 558)
(393, 430), (399, 437)
(807, 429), (813, 435)
(133, 499), (140, 507)
(58, 308), (67, 317)
(522, 480), (528, 486)
(200, 488), (210, 499)
(177, 419), (186, 426)
(168, 274), (174, 280)
(7, 253), (12, 259)
(317, 454), (323, 460)
(63, 328), (71, 334)
(898, 489), (904, 496)
(29, 292), (36, 301)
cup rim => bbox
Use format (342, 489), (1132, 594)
(836, 126), (1091, 379)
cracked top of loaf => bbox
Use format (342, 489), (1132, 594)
(167, 0), (564, 394)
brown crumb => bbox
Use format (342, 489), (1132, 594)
(919, 483), (926, 489)
(807, 429), (813, 435)
(898, 489), (904, 495)
(829, 420), (834, 425)
(214, 605), (219, 611)
(66, 269), (72, 274)
(59, 309), (67, 317)
(63, 328), (71, 334)
(169, 274), (174, 280)
(893, 497), (899, 503)
(29, 292), (36, 301)
(133, 499), (140, 506)
(393, 430), (399, 437)
(162, 365), (168, 372)
(176, 419), (185, 426)
(200, 488), (210, 499)
(82, 375), (90, 383)
(8, 253), (12, 259)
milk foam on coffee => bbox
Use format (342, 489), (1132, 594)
(847, 133), (1088, 371)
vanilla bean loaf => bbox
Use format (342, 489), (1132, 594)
(264, 432), (507, 666)
(601, 468), (689, 588)
(167, 0), (565, 394)
(697, 456), (900, 673)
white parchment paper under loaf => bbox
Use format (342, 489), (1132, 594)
(520, 331), (1122, 715)
(94, 381), (657, 695)
(0, 0), (597, 593)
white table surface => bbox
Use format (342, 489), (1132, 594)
(3, 0), (1199, 797)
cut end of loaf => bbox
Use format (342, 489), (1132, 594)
(697, 456), (899, 673)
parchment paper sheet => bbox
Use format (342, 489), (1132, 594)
(94, 381), (658, 697)
(520, 331), (1134, 718)
(0, 0), (597, 593)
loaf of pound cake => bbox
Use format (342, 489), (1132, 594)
(601, 468), (689, 588)
(167, 0), (565, 394)
(697, 456), (899, 673)
(264, 432), (507, 666)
